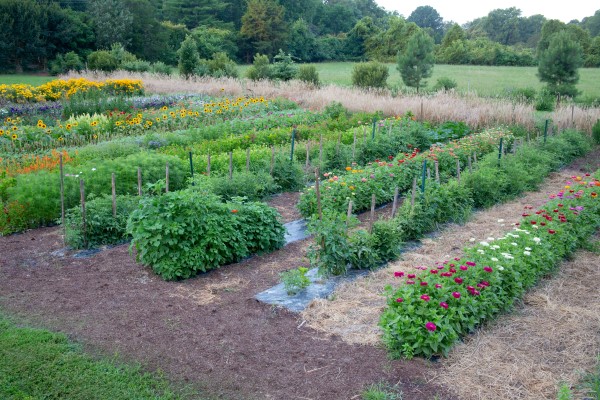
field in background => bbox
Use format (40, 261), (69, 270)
(3, 63), (600, 99)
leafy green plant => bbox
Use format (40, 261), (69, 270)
(246, 53), (273, 81)
(271, 50), (298, 81)
(63, 194), (140, 249)
(362, 381), (403, 400)
(202, 171), (279, 201)
(351, 62), (389, 90)
(297, 65), (320, 86)
(557, 383), (573, 400)
(307, 214), (352, 276)
(127, 190), (285, 280)
(280, 267), (311, 295)
(432, 77), (457, 92)
(592, 119), (600, 145)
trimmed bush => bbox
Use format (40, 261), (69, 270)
(246, 53), (273, 81)
(351, 62), (389, 89)
(87, 50), (118, 72)
(127, 190), (286, 280)
(297, 65), (320, 86)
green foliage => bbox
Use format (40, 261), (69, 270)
(578, 356), (600, 400)
(199, 52), (239, 78)
(271, 50), (298, 81)
(64, 194), (139, 249)
(49, 51), (84, 75)
(557, 383), (573, 400)
(87, 50), (118, 72)
(362, 381), (403, 400)
(535, 87), (556, 111)
(89, 0), (132, 49)
(177, 35), (200, 79)
(271, 152), (305, 192)
(351, 62), (389, 89)
(397, 30), (435, 92)
(245, 53), (273, 80)
(508, 87), (537, 103)
(592, 119), (600, 145)
(201, 171), (279, 201)
(240, 0), (287, 57)
(280, 267), (311, 295)
(297, 65), (320, 86)
(121, 60), (152, 73)
(432, 76), (457, 92)
(348, 229), (380, 270)
(0, 314), (188, 399)
(307, 214), (351, 276)
(538, 30), (583, 100)
(127, 190), (285, 280)
(150, 62), (173, 75)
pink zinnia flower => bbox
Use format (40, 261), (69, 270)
(435, 283), (442, 289)
(420, 294), (431, 302)
(394, 271), (405, 277)
(406, 280), (415, 285)
(407, 273), (416, 279)
(454, 277), (463, 284)
(460, 265), (468, 271)
(420, 281), (428, 286)
(466, 261), (476, 266)
(396, 298), (404, 303)
(452, 292), (461, 299)
(483, 266), (493, 273)
(425, 322), (437, 331)
(430, 269), (438, 274)
(439, 302), (448, 309)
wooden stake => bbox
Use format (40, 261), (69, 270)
(336, 132), (341, 156)
(137, 167), (142, 196)
(270, 146), (275, 176)
(571, 104), (575, 127)
(319, 135), (323, 164)
(246, 147), (250, 172)
(165, 162), (170, 193)
(80, 179), (87, 248)
(391, 187), (399, 218)
(434, 160), (440, 183)
(305, 141), (310, 169)
(59, 153), (65, 226)
(207, 152), (211, 176)
(229, 152), (233, 179)
(369, 194), (376, 233)
(468, 155), (472, 172)
(473, 152), (477, 164)
(456, 159), (461, 184)
(411, 177), (417, 207)
(111, 173), (116, 218)
(352, 128), (357, 160)
(427, 168), (431, 180)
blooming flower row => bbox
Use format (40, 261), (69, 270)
(380, 173), (600, 358)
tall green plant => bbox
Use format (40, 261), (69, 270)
(397, 30), (435, 93)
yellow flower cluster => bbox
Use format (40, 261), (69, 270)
(0, 78), (144, 103)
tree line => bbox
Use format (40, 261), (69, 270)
(1, 0), (599, 73)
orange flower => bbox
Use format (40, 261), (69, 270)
(231, 209), (238, 213)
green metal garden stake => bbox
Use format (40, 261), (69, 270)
(543, 119), (549, 144)
(189, 151), (194, 186)
(371, 117), (376, 140)
(498, 137), (503, 166)
(290, 128), (296, 162)
(421, 160), (427, 194)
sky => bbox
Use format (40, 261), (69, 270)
(375, 1), (599, 25)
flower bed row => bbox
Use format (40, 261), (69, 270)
(379, 172), (600, 358)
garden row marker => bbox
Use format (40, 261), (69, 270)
(456, 159), (461, 184)
(314, 168), (322, 220)
(189, 152), (194, 185)
(497, 137), (504, 166)
(290, 128), (296, 162)
(420, 98), (424, 120)
(434, 160), (440, 183)
(137, 167), (142, 196)
(362, 125), (366, 143)
(346, 201), (353, 228)
(165, 162), (170, 193)
(369, 194), (376, 233)
(371, 117), (376, 140)
(80, 179), (87, 248)
(305, 141), (310, 168)
(111, 173), (116, 218)
(319, 135), (323, 164)
(543, 119), (549, 144)
(59, 154), (65, 244)
(427, 168), (431, 180)
(411, 177), (417, 207)
(571, 104), (575, 127)
(388, 120), (392, 135)
(420, 160), (427, 196)
(270, 146), (275, 176)
(473, 151), (477, 163)
(229, 152), (233, 179)
(468, 155), (472, 173)
(246, 148), (251, 171)
(391, 186), (399, 218)
(207, 152), (211, 176)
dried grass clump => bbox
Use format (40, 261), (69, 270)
(61, 71), (598, 135)
(300, 170), (580, 345)
(169, 277), (248, 306)
(434, 243), (600, 400)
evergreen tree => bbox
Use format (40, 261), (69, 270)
(397, 30), (435, 92)
(240, 0), (287, 58)
(162, 0), (227, 29)
(0, 0), (45, 72)
(538, 30), (583, 102)
(89, 0), (133, 49)
(177, 35), (200, 79)
(286, 19), (317, 62)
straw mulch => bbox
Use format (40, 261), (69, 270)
(62, 71), (600, 135)
(300, 170), (575, 345)
(433, 240), (600, 400)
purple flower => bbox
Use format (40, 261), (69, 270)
(425, 322), (437, 331)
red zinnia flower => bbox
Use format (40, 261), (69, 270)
(420, 294), (430, 302)
(435, 284), (442, 289)
(425, 322), (437, 331)
(406, 280), (415, 285)
(394, 271), (405, 277)
(407, 273), (416, 279)
(452, 292), (461, 299)
(466, 261), (476, 266)
(483, 266), (493, 273)
(548, 229), (556, 234)
(396, 298), (404, 303)
(420, 281), (428, 286)
(439, 302), (449, 309)
(454, 277), (463, 284)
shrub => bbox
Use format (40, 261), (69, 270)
(87, 50), (119, 72)
(593, 119), (600, 144)
(177, 35), (200, 79)
(49, 52), (84, 75)
(204, 171), (279, 201)
(509, 87), (537, 103)
(432, 77), (457, 92)
(280, 267), (311, 295)
(271, 50), (298, 81)
(271, 152), (305, 192)
(64, 194), (140, 249)
(150, 61), (172, 76)
(246, 53), (273, 81)
(535, 87), (555, 111)
(127, 190), (285, 280)
(351, 62), (389, 89)
(307, 214), (352, 276)
(121, 60), (151, 72)
(205, 52), (239, 78)
(297, 65), (320, 86)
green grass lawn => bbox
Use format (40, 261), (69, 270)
(0, 74), (54, 86)
(0, 314), (204, 400)
(239, 62), (600, 98)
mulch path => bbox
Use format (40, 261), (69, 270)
(0, 194), (451, 399)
